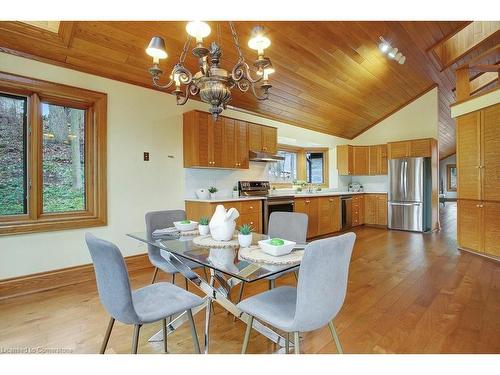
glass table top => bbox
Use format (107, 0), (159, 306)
(127, 232), (301, 283)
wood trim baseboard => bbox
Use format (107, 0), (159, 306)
(0, 253), (153, 301)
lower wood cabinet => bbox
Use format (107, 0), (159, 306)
(318, 196), (341, 236)
(458, 199), (500, 259)
(294, 197), (319, 239)
(185, 200), (263, 233)
(352, 195), (364, 226)
(364, 194), (387, 226)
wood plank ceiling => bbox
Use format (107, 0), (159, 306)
(0, 21), (497, 158)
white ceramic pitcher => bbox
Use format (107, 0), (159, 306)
(209, 205), (240, 241)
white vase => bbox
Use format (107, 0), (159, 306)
(209, 205), (239, 241)
(238, 233), (253, 248)
(198, 224), (209, 236)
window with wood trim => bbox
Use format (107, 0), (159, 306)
(269, 145), (329, 188)
(0, 71), (107, 235)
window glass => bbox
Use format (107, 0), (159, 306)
(42, 102), (85, 213)
(0, 94), (27, 216)
(306, 152), (324, 184)
(268, 150), (297, 183)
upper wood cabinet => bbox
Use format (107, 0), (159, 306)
(183, 111), (277, 169)
(387, 138), (434, 159)
(353, 146), (369, 175)
(337, 145), (353, 175)
(337, 144), (387, 176)
(456, 104), (500, 201)
(248, 123), (277, 154)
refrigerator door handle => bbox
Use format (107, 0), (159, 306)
(389, 202), (421, 206)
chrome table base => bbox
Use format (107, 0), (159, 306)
(147, 250), (289, 353)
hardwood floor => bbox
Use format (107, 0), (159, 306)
(0, 202), (498, 354)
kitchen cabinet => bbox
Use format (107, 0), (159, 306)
(294, 197), (319, 239)
(456, 103), (500, 259)
(337, 145), (353, 175)
(318, 196), (341, 235)
(248, 123), (277, 154)
(353, 146), (369, 175)
(185, 200), (263, 233)
(388, 138), (434, 159)
(352, 195), (364, 226)
(364, 194), (387, 226)
(184, 111), (261, 169)
(338, 144), (387, 176)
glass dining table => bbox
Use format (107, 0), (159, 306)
(127, 231), (302, 354)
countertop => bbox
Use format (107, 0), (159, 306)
(185, 191), (387, 203)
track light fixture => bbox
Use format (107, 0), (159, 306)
(378, 37), (406, 65)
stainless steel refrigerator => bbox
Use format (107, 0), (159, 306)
(388, 157), (432, 232)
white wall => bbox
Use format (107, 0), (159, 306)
(0, 52), (348, 279)
(439, 154), (457, 199)
(351, 88), (439, 145)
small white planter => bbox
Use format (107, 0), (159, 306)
(210, 192), (217, 200)
(198, 224), (210, 236)
(238, 233), (253, 248)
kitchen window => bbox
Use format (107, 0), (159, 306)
(270, 145), (329, 188)
(0, 71), (107, 235)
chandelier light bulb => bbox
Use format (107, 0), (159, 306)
(248, 26), (271, 56)
(146, 36), (168, 61)
(394, 52), (403, 62)
(186, 21), (211, 43)
(398, 56), (406, 65)
(388, 47), (398, 59)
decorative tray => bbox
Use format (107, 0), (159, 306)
(192, 234), (240, 248)
(239, 245), (304, 265)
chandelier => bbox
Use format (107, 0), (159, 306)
(145, 21), (274, 119)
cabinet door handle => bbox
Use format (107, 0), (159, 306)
(305, 200), (311, 203)
(250, 221), (254, 225)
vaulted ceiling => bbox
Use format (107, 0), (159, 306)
(0, 21), (498, 158)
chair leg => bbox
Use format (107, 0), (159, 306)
(241, 316), (254, 354)
(99, 317), (115, 354)
(150, 267), (159, 284)
(268, 279), (275, 289)
(184, 276), (189, 290)
(328, 321), (343, 354)
(294, 332), (300, 354)
(132, 324), (142, 354)
(162, 319), (168, 353)
(285, 332), (289, 354)
(236, 282), (245, 304)
(172, 273), (176, 285)
(187, 309), (201, 354)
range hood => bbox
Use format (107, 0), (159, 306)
(249, 150), (284, 162)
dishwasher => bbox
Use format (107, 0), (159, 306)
(341, 196), (352, 230)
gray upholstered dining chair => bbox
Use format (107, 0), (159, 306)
(237, 232), (356, 354)
(235, 212), (308, 304)
(85, 233), (203, 354)
(145, 210), (205, 287)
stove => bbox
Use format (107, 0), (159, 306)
(238, 181), (295, 233)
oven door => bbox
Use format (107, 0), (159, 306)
(263, 199), (295, 234)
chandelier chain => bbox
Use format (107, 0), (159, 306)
(229, 21), (245, 61)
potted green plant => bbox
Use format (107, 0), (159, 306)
(198, 216), (210, 235)
(232, 185), (239, 198)
(208, 186), (218, 199)
(238, 224), (254, 248)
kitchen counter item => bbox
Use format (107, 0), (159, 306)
(173, 220), (198, 231)
(209, 205), (239, 241)
(195, 188), (210, 200)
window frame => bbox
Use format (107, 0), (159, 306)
(446, 163), (457, 192)
(271, 144), (329, 188)
(0, 71), (107, 235)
